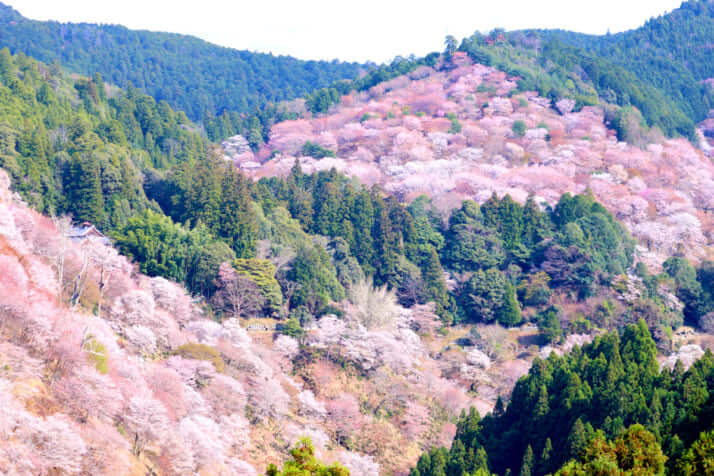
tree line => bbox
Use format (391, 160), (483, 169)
(411, 320), (714, 475)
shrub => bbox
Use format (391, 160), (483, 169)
(446, 113), (462, 134)
(300, 141), (336, 159)
(518, 271), (552, 307)
(569, 314), (592, 334)
(265, 438), (349, 475)
(172, 343), (225, 373)
(83, 335), (108, 374)
(537, 306), (562, 344)
(290, 306), (315, 328)
(512, 120), (527, 137)
(279, 318), (305, 340)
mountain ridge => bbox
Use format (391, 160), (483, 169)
(0, 1), (364, 121)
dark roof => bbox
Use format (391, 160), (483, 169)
(67, 223), (110, 244)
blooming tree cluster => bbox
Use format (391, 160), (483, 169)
(231, 61), (714, 268)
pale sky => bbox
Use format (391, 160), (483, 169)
(4, 0), (683, 63)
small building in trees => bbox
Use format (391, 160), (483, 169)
(68, 222), (110, 245)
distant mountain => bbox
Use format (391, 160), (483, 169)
(443, 0), (714, 141)
(537, 0), (714, 125)
(0, 2), (364, 121)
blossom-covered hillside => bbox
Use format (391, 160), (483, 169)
(0, 166), (547, 475)
(227, 61), (714, 268)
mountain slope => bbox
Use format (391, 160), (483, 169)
(412, 321), (714, 475)
(0, 166), (526, 475)
(229, 61), (714, 268)
(0, 2), (363, 121)
(0, 47), (208, 221)
(526, 0), (714, 129)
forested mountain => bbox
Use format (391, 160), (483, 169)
(3, 4), (714, 474)
(447, 0), (714, 141)
(542, 0), (714, 122)
(0, 2), (363, 121)
(0, 47), (207, 221)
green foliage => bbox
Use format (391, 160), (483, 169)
(443, 202), (505, 272)
(518, 272), (552, 307)
(556, 425), (666, 475)
(280, 317), (306, 341)
(413, 321), (714, 475)
(675, 431), (714, 476)
(664, 257), (705, 325)
(512, 120), (527, 137)
(64, 153), (106, 226)
(537, 306), (562, 344)
(84, 335), (108, 374)
(412, 408), (493, 476)
(441, 191), (634, 325)
(458, 27), (701, 140)
(300, 141), (336, 158)
(186, 240), (236, 297)
(610, 106), (656, 145)
(265, 438), (349, 475)
(172, 342), (225, 373)
(539, 192), (633, 297)
(0, 50), (204, 218)
(291, 244), (345, 310)
(234, 258), (283, 315)
(112, 209), (234, 295)
(0, 3), (362, 125)
(446, 113), (462, 134)
(520, 445), (534, 476)
(460, 268), (522, 326)
(156, 153), (258, 258)
(541, 0), (714, 134)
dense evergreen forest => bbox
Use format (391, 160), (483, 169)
(0, 47), (208, 222)
(0, 2), (362, 122)
(412, 321), (714, 476)
(542, 0), (714, 124)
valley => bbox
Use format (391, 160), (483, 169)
(1, 1), (714, 475)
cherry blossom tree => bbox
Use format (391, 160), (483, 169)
(124, 394), (171, 455)
(298, 390), (327, 418)
(212, 262), (265, 318)
(167, 355), (217, 389)
(246, 377), (290, 422)
(179, 414), (227, 468)
(28, 416), (86, 474)
(52, 368), (122, 423)
(326, 394), (364, 444)
(338, 451), (380, 476)
(219, 412), (252, 453)
(203, 374), (248, 417)
(46, 317), (85, 381)
(159, 434), (196, 475)
(147, 365), (187, 421)
(274, 334), (300, 360)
